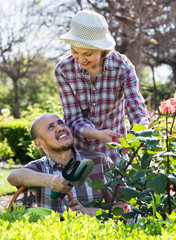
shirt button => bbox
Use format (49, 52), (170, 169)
(93, 103), (96, 106)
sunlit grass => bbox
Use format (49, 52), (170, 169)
(0, 169), (17, 196)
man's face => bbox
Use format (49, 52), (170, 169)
(37, 115), (73, 152)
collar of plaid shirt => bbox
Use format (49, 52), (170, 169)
(47, 146), (82, 171)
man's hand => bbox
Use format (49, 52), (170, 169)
(49, 175), (72, 193)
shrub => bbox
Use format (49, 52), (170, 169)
(0, 138), (14, 161)
(0, 119), (32, 163)
(0, 206), (176, 239)
(26, 141), (44, 160)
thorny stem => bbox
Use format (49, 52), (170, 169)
(124, 142), (144, 172)
(107, 142), (144, 218)
(166, 115), (172, 214)
(108, 183), (120, 218)
(170, 111), (176, 135)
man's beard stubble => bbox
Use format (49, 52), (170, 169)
(50, 142), (74, 153)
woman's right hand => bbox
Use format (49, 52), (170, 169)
(96, 129), (123, 143)
(82, 126), (123, 144)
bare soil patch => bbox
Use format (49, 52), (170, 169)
(0, 194), (14, 210)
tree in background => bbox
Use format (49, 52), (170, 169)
(0, 0), (175, 116)
(0, 0), (59, 118)
(141, 66), (174, 111)
(73, 0), (176, 109)
(142, 1), (176, 88)
(0, 53), (52, 118)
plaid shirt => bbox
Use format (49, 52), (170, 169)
(25, 148), (113, 212)
(55, 51), (150, 164)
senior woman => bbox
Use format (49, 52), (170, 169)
(54, 10), (150, 164)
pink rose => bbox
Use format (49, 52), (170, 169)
(159, 99), (175, 115)
(170, 93), (176, 106)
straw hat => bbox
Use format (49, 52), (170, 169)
(59, 10), (116, 50)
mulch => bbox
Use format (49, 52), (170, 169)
(0, 194), (14, 210)
(0, 162), (24, 169)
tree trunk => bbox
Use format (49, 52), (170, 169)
(151, 66), (157, 111)
(12, 78), (20, 118)
(170, 63), (176, 91)
(127, 40), (141, 81)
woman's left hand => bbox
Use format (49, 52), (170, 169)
(69, 199), (97, 216)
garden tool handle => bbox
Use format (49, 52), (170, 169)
(8, 185), (27, 211)
(67, 192), (73, 202)
(58, 192), (73, 202)
(49, 191), (73, 202)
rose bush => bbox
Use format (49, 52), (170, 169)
(88, 93), (176, 222)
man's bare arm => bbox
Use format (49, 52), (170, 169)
(7, 168), (72, 193)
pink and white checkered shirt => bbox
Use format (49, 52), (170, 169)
(55, 51), (150, 164)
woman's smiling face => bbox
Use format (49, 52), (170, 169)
(71, 46), (103, 72)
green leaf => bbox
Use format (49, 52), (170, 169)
(132, 124), (146, 131)
(148, 117), (160, 128)
(168, 137), (176, 143)
(119, 138), (130, 148)
(128, 169), (136, 177)
(148, 174), (167, 193)
(91, 180), (103, 189)
(137, 129), (156, 137)
(95, 208), (103, 217)
(156, 212), (163, 220)
(113, 178), (124, 184)
(126, 178), (141, 185)
(141, 188), (152, 195)
(122, 211), (136, 219)
(128, 139), (141, 148)
(121, 187), (141, 201)
(126, 133), (136, 141)
(141, 153), (151, 169)
(112, 207), (124, 216)
(106, 142), (122, 149)
(139, 196), (152, 202)
(135, 137), (159, 148)
(160, 152), (176, 158)
(133, 169), (151, 178)
(132, 207), (145, 214)
(25, 207), (53, 220)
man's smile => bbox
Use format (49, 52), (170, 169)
(56, 131), (69, 140)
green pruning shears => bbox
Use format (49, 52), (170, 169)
(49, 158), (94, 202)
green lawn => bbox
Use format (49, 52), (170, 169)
(0, 169), (17, 196)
